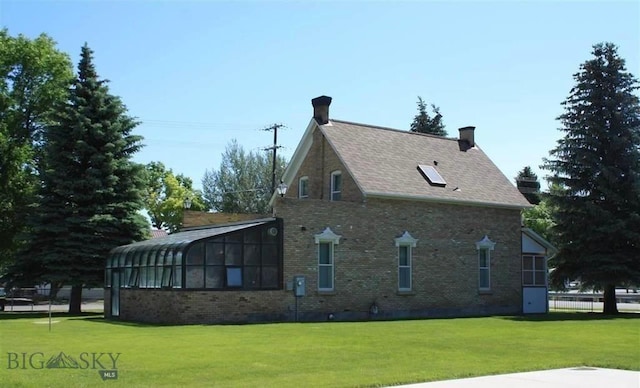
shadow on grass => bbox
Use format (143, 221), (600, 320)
(0, 311), (103, 321)
(502, 311), (640, 322)
(79, 312), (640, 328)
(81, 316), (177, 328)
(7, 310), (636, 326)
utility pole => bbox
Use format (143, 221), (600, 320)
(262, 123), (284, 195)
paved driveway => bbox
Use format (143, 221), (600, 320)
(394, 367), (640, 388)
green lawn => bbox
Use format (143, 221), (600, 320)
(0, 312), (638, 388)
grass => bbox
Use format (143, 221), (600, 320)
(0, 312), (638, 387)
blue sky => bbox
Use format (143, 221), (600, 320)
(2, 1), (638, 191)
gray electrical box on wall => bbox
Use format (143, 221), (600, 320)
(293, 276), (305, 297)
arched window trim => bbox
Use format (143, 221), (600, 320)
(315, 227), (341, 291)
(395, 231), (417, 292)
(395, 231), (418, 248)
(475, 235), (495, 291)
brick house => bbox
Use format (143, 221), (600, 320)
(105, 96), (553, 324)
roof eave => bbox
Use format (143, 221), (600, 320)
(364, 191), (532, 210)
(318, 124), (368, 197)
(522, 227), (558, 257)
(268, 118), (319, 207)
(109, 218), (276, 254)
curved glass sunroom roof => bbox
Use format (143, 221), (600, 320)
(110, 219), (274, 256)
(107, 218), (282, 290)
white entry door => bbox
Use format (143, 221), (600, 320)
(523, 287), (547, 313)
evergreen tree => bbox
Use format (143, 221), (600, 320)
(14, 44), (148, 313)
(515, 166), (541, 204)
(542, 42), (640, 314)
(410, 96), (447, 136)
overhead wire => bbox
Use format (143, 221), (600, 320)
(136, 118), (280, 148)
(138, 119), (265, 131)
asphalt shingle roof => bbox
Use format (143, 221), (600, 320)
(320, 120), (530, 208)
(150, 229), (168, 239)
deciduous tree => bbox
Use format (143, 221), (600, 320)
(143, 161), (206, 232)
(0, 30), (73, 272)
(202, 139), (286, 214)
(522, 197), (555, 245)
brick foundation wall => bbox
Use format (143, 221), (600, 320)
(116, 289), (294, 324)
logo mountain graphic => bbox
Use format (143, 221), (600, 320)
(46, 352), (80, 369)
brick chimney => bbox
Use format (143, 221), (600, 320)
(458, 126), (475, 147)
(312, 95), (332, 125)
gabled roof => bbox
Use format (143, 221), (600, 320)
(280, 118), (531, 209)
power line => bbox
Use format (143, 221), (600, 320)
(139, 119), (269, 131)
(213, 188), (267, 195)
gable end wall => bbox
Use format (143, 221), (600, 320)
(287, 127), (363, 202)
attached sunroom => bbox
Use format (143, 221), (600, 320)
(106, 218), (283, 319)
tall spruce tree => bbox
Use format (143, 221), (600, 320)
(19, 44), (148, 313)
(410, 96), (447, 136)
(542, 43), (640, 314)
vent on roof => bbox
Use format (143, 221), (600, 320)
(418, 165), (446, 187)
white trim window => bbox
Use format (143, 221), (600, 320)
(298, 176), (309, 198)
(478, 249), (490, 290)
(318, 242), (333, 290)
(330, 171), (342, 201)
(475, 235), (496, 291)
(522, 255), (546, 286)
(395, 231), (418, 291)
(315, 227), (341, 291)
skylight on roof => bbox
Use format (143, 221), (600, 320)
(418, 165), (446, 187)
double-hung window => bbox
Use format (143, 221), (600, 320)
(478, 249), (490, 290)
(330, 171), (342, 201)
(395, 231), (418, 292)
(318, 242), (333, 290)
(475, 235), (495, 292)
(398, 246), (411, 290)
(315, 227), (341, 291)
